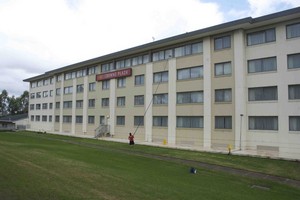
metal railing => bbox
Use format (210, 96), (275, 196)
(95, 125), (110, 138)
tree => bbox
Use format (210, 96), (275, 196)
(0, 90), (8, 115)
(19, 91), (29, 114)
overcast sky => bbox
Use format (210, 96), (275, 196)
(0, 0), (299, 97)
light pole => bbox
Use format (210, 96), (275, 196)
(239, 114), (243, 151)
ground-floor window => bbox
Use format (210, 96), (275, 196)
(153, 116), (168, 127)
(215, 116), (232, 129)
(289, 116), (300, 131)
(249, 116), (278, 130)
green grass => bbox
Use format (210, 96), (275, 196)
(0, 131), (299, 200)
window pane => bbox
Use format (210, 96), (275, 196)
(287, 23), (300, 39)
(288, 54), (300, 69)
(289, 116), (300, 131)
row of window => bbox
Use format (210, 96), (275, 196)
(29, 84), (300, 110)
(29, 51), (300, 98)
(30, 115), (300, 131)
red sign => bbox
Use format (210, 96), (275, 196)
(96, 68), (132, 81)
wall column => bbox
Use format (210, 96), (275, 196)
(233, 29), (246, 150)
(203, 37), (212, 149)
(168, 58), (177, 145)
(145, 63), (153, 142)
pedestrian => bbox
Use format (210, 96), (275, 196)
(128, 132), (134, 145)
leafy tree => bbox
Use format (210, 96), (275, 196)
(0, 90), (8, 115)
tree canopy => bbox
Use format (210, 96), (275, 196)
(0, 90), (29, 116)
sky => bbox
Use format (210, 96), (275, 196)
(0, 0), (299, 97)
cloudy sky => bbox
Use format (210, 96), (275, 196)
(0, 0), (299, 96)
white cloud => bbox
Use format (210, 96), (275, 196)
(0, 0), (224, 96)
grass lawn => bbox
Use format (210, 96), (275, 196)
(0, 131), (299, 200)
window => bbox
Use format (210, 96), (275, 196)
(247, 28), (276, 46)
(102, 80), (110, 90)
(100, 116), (105, 125)
(289, 116), (300, 131)
(116, 60), (125, 69)
(117, 97), (125, 107)
(77, 84), (84, 93)
(36, 92), (41, 98)
(56, 88), (61, 96)
(289, 84), (300, 100)
(36, 104), (41, 110)
(177, 116), (203, 128)
(117, 78), (126, 88)
(55, 116), (60, 122)
(30, 93), (35, 99)
(153, 116), (168, 127)
(177, 91), (203, 104)
(55, 102), (60, 109)
(42, 115), (47, 122)
(286, 23), (300, 39)
(177, 66), (203, 80)
(134, 95), (144, 106)
(88, 116), (95, 124)
(153, 71), (168, 83)
(249, 116), (278, 130)
(215, 89), (232, 102)
(248, 86), (277, 101)
(174, 42), (203, 57)
(49, 103), (53, 109)
(135, 75), (144, 86)
(88, 66), (99, 75)
(57, 75), (62, 82)
(215, 116), (232, 129)
(42, 103), (48, 109)
(287, 53), (300, 69)
(248, 57), (277, 73)
(65, 72), (76, 80)
(43, 79), (49, 86)
(49, 116), (52, 122)
(36, 115), (40, 121)
(63, 116), (72, 123)
(76, 100), (83, 108)
(116, 116), (125, 125)
(134, 116), (144, 126)
(89, 82), (96, 91)
(30, 104), (34, 110)
(153, 93), (168, 105)
(88, 99), (95, 108)
(76, 116), (83, 123)
(63, 101), (72, 109)
(64, 86), (73, 94)
(76, 69), (86, 77)
(43, 91), (48, 98)
(31, 115), (34, 121)
(50, 90), (53, 97)
(101, 63), (114, 72)
(215, 62), (232, 76)
(214, 35), (231, 50)
(102, 98), (109, 107)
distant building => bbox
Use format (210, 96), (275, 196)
(0, 113), (29, 130)
(0, 120), (15, 131)
(24, 7), (300, 159)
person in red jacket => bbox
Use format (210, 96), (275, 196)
(128, 132), (134, 145)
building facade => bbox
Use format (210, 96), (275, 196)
(24, 8), (300, 159)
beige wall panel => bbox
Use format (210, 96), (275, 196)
(176, 55), (203, 68)
(176, 129), (204, 147)
(152, 128), (168, 143)
(176, 80), (204, 92)
(176, 105), (203, 116)
(152, 106), (168, 115)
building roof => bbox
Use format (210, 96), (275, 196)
(23, 6), (300, 82)
(0, 113), (28, 122)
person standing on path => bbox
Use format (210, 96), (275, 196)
(128, 132), (134, 145)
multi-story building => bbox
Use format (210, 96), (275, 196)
(24, 7), (300, 159)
